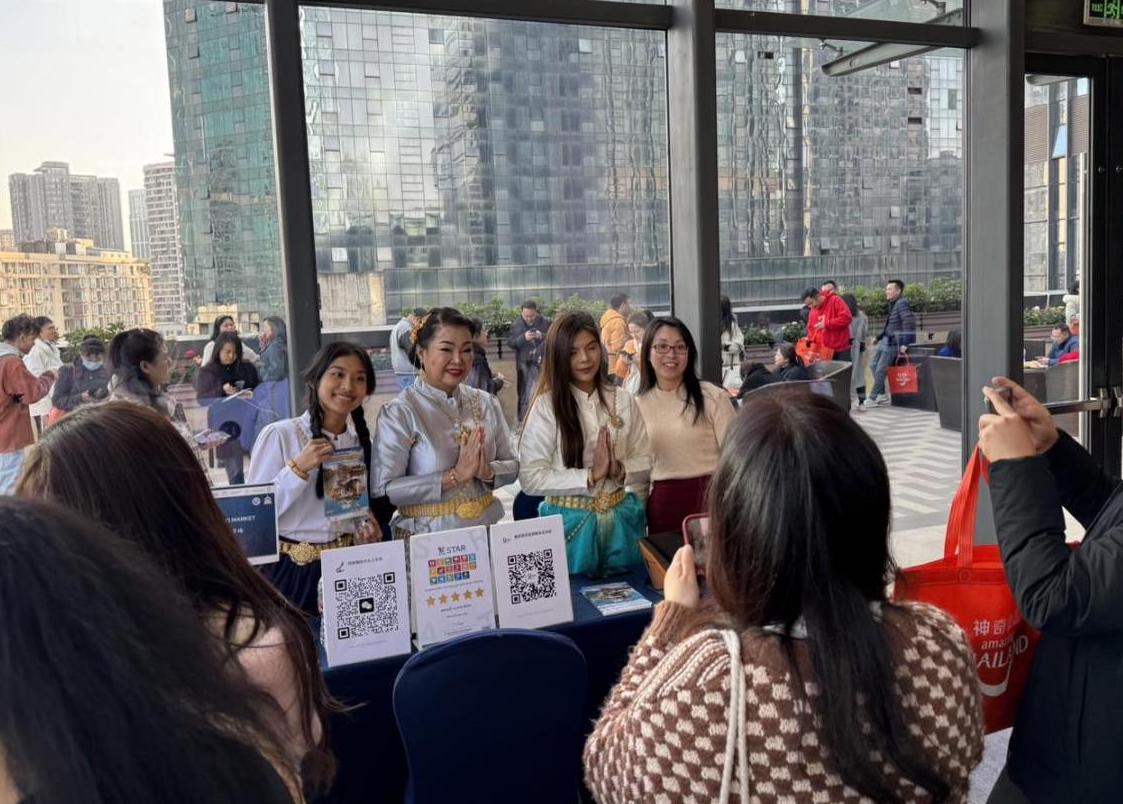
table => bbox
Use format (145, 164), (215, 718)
(319, 567), (662, 804)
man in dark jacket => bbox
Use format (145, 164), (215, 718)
(861, 279), (916, 409)
(51, 337), (110, 413)
(506, 300), (550, 421)
(980, 378), (1123, 803)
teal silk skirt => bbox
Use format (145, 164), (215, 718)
(539, 492), (646, 577)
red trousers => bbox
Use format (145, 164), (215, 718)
(646, 476), (710, 535)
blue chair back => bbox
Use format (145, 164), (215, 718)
(393, 629), (588, 804)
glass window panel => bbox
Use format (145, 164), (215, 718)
(717, 35), (964, 567)
(302, 7), (671, 451)
(718, 0), (963, 24)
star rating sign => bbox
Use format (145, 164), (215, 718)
(426, 596), (436, 608)
(451, 592), (461, 602)
(438, 594), (449, 605)
(475, 588), (485, 599)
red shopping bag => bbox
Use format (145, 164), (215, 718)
(886, 357), (920, 395)
(893, 449), (1039, 733)
(795, 337), (834, 365)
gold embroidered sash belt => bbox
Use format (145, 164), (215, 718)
(399, 493), (497, 521)
(546, 489), (627, 514)
(280, 533), (355, 566)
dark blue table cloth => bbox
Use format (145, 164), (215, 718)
(318, 567), (661, 804)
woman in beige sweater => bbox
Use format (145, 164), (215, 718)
(634, 316), (735, 535)
(585, 389), (984, 803)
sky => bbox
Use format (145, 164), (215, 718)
(0, 0), (175, 249)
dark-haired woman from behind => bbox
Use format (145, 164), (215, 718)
(634, 317), (734, 535)
(738, 340), (810, 397)
(247, 342), (382, 614)
(0, 498), (302, 804)
(17, 403), (336, 793)
(373, 307), (518, 539)
(107, 327), (179, 419)
(519, 311), (651, 577)
(585, 388), (983, 802)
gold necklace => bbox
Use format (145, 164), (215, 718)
(607, 388), (623, 430)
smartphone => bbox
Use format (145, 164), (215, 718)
(681, 514), (710, 575)
(986, 386), (1013, 414)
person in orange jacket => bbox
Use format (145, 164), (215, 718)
(801, 286), (853, 361)
(599, 293), (633, 375)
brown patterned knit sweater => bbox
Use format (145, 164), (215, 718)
(584, 600), (984, 803)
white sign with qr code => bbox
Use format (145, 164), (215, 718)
(489, 515), (573, 630)
(321, 541), (411, 668)
(410, 525), (496, 649)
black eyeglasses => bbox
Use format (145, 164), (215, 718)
(651, 343), (689, 355)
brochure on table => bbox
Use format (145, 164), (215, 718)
(410, 525), (495, 649)
(321, 541), (411, 667)
(489, 515), (573, 629)
(212, 483), (279, 565)
(580, 581), (653, 616)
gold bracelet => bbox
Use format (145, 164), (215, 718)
(288, 459), (310, 481)
(447, 468), (459, 487)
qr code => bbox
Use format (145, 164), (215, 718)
(507, 549), (557, 605)
(333, 573), (398, 640)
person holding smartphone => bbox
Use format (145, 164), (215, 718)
(584, 388), (982, 802)
(979, 378), (1123, 802)
(196, 332), (261, 485)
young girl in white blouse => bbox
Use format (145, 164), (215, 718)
(518, 312), (652, 577)
(247, 342), (382, 614)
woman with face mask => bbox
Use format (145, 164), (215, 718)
(48, 338), (110, 426)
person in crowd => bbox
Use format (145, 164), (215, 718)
(861, 279), (916, 410)
(0, 498), (304, 804)
(196, 332), (261, 485)
(584, 389), (983, 802)
(613, 312), (651, 394)
(18, 404), (336, 791)
(1036, 323), (1078, 367)
(801, 285), (852, 363)
(201, 315), (259, 367)
(938, 329), (962, 358)
(391, 308), (426, 391)
(635, 317), (734, 535)
(842, 292), (869, 406)
(719, 294), (744, 389)
(519, 312), (651, 577)
(23, 315), (63, 436)
(248, 342), (382, 614)
(374, 307), (518, 540)
(599, 293), (633, 375)
(821, 278), (839, 294)
(507, 300), (551, 421)
(738, 341), (810, 397)
(466, 318), (507, 396)
(108, 328), (179, 419)
(196, 332), (261, 402)
(258, 316), (289, 383)
(0, 315), (54, 494)
(49, 336), (110, 423)
(1063, 279), (1080, 328)
(979, 378), (1123, 802)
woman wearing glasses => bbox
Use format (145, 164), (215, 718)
(634, 317), (736, 535)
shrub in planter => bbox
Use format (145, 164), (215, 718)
(743, 325), (775, 346)
(781, 321), (805, 343)
(1023, 306), (1066, 327)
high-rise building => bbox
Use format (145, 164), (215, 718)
(0, 232), (154, 332)
(128, 188), (151, 260)
(162, 2), (968, 321)
(164, 1), (283, 328)
(8, 162), (126, 250)
(0, 230), (15, 252)
(143, 161), (188, 335)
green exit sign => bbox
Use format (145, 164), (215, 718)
(1086, 0), (1123, 26)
